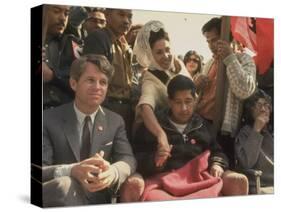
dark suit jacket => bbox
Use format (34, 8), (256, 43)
(43, 102), (136, 189)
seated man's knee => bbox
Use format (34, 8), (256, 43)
(43, 176), (83, 207)
(222, 170), (249, 196)
(119, 173), (145, 202)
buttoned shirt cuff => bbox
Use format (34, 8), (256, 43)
(53, 164), (76, 178)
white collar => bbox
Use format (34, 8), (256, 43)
(73, 103), (99, 126)
(169, 118), (187, 134)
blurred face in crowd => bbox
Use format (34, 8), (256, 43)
(105, 9), (132, 37)
(125, 24), (143, 47)
(151, 39), (172, 70)
(185, 54), (200, 76)
(251, 98), (272, 123)
(46, 5), (70, 37)
(83, 11), (106, 34)
(168, 90), (195, 124)
(70, 63), (108, 114)
(204, 28), (220, 56)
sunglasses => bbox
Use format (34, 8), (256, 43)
(187, 58), (200, 63)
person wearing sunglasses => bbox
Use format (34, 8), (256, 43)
(83, 8), (106, 36)
(183, 50), (202, 79)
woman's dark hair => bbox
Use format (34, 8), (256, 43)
(149, 28), (169, 49)
(183, 50), (202, 75)
(242, 89), (272, 126)
(167, 75), (196, 99)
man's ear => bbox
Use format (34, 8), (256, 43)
(69, 78), (77, 92)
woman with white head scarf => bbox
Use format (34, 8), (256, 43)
(133, 20), (192, 168)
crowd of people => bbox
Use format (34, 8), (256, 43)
(41, 4), (274, 207)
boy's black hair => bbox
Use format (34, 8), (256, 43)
(167, 75), (196, 99)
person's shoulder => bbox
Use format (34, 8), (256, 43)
(44, 103), (72, 119)
(192, 113), (213, 130)
(86, 28), (111, 41)
(235, 52), (254, 62)
(61, 33), (82, 45)
(100, 106), (123, 122)
(142, 70), (163, 86)
(237, 125), (252, 133)
(192, 113), (206, 125)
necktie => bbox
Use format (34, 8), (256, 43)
(80, 116), (91, 161)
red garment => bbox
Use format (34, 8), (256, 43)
(141, 151), (223, 201)
(230, 17), (257, 53)
(230, 17), (274, 75)
(255, 18), (274, 75)
(196, 61), (218, 121)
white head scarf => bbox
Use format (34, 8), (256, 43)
(133, 20), (174, 71)
(133, 20), (191, 79)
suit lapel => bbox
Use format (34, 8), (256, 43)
(62, 103), (80, 161)
(91, 107), (107, 155)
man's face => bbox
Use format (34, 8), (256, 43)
(70, 63), (108, 113)
(106, 9), (132, 37)
(204, 29), (220, 56)
(46, 5), (70, 36)
(168, 90), (195, 124)
(83, 11), (106, 34)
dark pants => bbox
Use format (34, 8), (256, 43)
(217, 133), (235, 169)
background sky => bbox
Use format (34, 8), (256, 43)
(133, 10), (218, 61)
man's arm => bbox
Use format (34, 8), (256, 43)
(216, 40), (256, 100)
(224, 53), (256, 99)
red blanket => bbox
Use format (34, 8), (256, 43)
(141, 150), (223, 201)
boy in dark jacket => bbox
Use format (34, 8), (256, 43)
(133, 75), (228, 177)
(120, 75), (249, 202)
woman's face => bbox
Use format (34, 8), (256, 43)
(251, 98), (271, 121)
(151, 39), (172, 70)
(185, 55), (200, 76)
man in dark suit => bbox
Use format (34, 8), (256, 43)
(43, 54), (136, 207)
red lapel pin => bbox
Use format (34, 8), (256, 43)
(190, 139), (197, 145)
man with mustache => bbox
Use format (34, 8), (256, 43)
(83, 9), (134, 140)
(43, 5), (82, 109)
